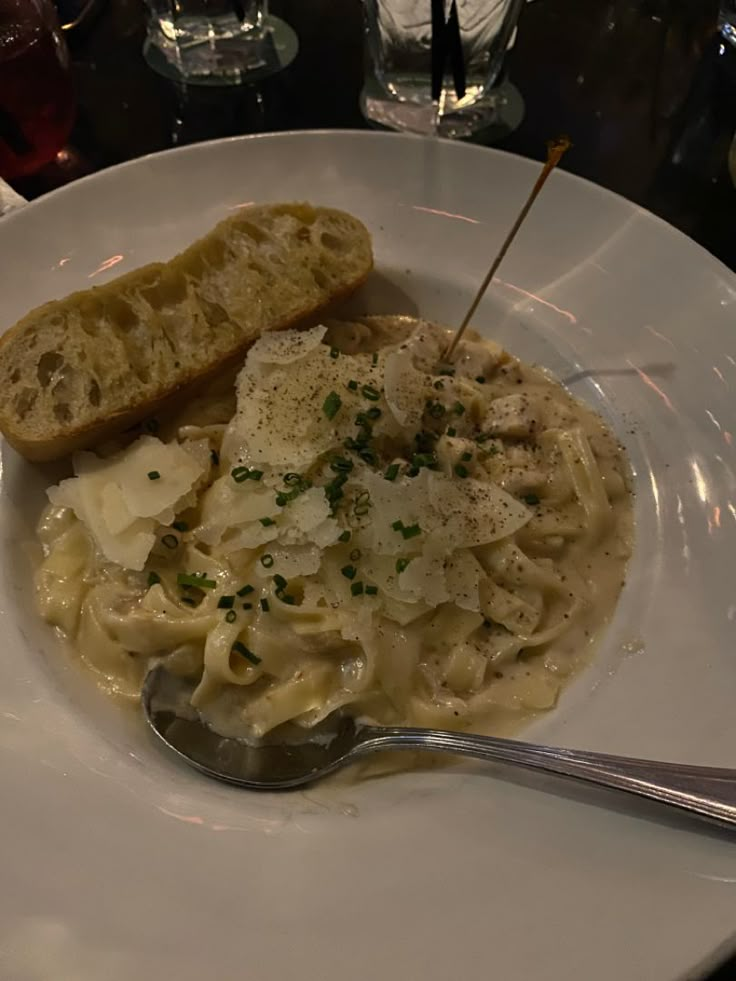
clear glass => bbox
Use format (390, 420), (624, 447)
(142, 0), (298, 85)
(719, 0), (736, 47)
(362, 0), (525, 138)
(0, 0), (75, 179)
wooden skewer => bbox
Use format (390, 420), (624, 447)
(444, 136), (572, 362)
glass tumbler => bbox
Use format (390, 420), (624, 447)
(362, 0), (524, 137)
(143, 0), (298, 86)
(719, 1), (736, 47)
(0, 0), (75, 180)
(362, 0), (525, 138)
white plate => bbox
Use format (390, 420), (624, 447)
(1, 131), (735, 981)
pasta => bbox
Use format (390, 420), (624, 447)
(34, 317), (633, 740)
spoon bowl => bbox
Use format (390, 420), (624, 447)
(143, 664), (736, 829)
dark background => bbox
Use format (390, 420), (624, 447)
(10, 3), (736, 977)
(15, 0), (736, 272)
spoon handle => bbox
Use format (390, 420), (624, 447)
(353, 727), (736, 830)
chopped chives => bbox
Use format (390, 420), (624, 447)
(453, 402), (466, 416)
(427, 401), (445, 418)
(461, 452), (473, 462)
(147, 571), (161, 587)
(476, 375), (486, 384)
(181, 596), (197, 606)
(338, 530), (351, 543)
(280, 594), (296, 605)
(361, 385), (380, 401)
(392, 519), (404, 531)
(172, 520), (188, 532)
(232, 641), (261, 665)
(454, 464), (469, 478)
(395, 558), (411, 574)
(161, 534), (178, 549)
(237, 583), (254, 596)
(284, 472), (302, 485)
(232, 467), (263, 483)
(147, 470), (161, 481)
(384, 463), (400, 481)
(347, 379), (358, 391)
(323, 391), (342, 420)
(358, 447), (377, 466)
(260, 598), (270, 612)
(438, 365), (455, 376)
(371, 353), (378, 366)
(242, 602), (253, 610)
(365, 406), (381, 420)
(411, 452), (437, 470)
(523, 493), (540, 506)
(341, 564), (357, 580)
(217, 595), (235, 609)
(275, 493), (288, 507)
(260, 554), (274, 568)
(447, 427), (457, 437)
(365, 584), (378, 596)
(330, 347), (340, 359)
(349, 548), (361, 562)
(259, 517), (276, 526)
(401, 523), (421, 540)
(350, 581), (364, 596)
(177, 572), (217, 589)
(433, 380), (444, 390)
(273, 574), (288, 591)
(330, 457), (353, 473)
(225, 609), (237, 623)
(210, 449), (220, 466)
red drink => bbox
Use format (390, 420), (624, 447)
(0, 1), (75, 180)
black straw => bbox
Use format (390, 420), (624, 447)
(430, 1), (467, 102)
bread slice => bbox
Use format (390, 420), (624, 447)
(0, 202), (373, 461)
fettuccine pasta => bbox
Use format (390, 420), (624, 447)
(35, 317), (632, 740)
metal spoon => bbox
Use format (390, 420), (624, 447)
(142, 664), (736, 831)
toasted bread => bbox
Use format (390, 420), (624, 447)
(0, 202), (373, 461)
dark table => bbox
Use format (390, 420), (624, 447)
(13, 0), (736, 273)
(11, 3), (736, 977)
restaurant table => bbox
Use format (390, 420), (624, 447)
(7, 2), (736, 978)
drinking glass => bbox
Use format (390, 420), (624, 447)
(719, 1), (736, 47)
(0, 0), (75, 180)
(143, 0), (298, 86)
(362, 0), (525, 138)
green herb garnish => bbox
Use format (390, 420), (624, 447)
(225, 609), (237, 623)
(232, 641), (261, 665)
(341, 565), (357, 580)
(447, 427), (457, 437)
(177, 572), (216, 590)
(172, 520), (188, 532)
(259, 517), (276, 527)
(260, 554), (274, 568)
(260, 598), (270, 612)
(454, 464), (469, 478)
(232, 467), (263, 483)
(401, 523), (421, 540)
(210, 449), (219, 466)
(147, 470), (161, 481)
(475, 375), (486, 384)
(365, 585), (378, 596)
(347, 379), (358, 391)
(147, 571), (161, 587)
(338, 530), (351, 543)
(237, 583), (254, 596)
(453, 402), (466, 416)
(384, 463), (400, 482)
(361, 384), (380, 402)
(523, 493), (540, 506)
(273, 574), (288, 592)
(330, 347), (340, 359)
(350, 581), (364, 596)
(161, 534), (178, 550)
(323, 391), (342, 420)
(395, 558), (411, 574)
(217, 595), (235, 609)
(427, 401), (445, 419)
